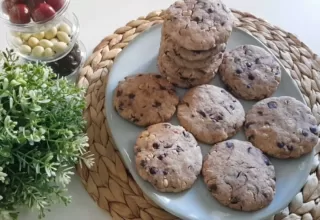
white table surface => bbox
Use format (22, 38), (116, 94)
(0, 0), (319, 219)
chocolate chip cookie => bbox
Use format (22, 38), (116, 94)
(113, 74), (179, 127)
(135, 123), (202, 192)
(157, 47), (221, 88)
(162, 34), (225, 68)
(202, 139), (276, 211)
(245, 96), (319, 158)
(219, 45), (281, 100)
(177, 85), (245, 144)
(163, 0), (234, 50)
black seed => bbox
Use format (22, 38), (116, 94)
(226, 142), (234, 148)
(277, 142), (285, 148)
(257, 111), (263, 116)
(221, 21), (225, 26)
(213, 115), (223, 121)
(163, 170), (168, 175)
(164, 144), (172, 148)
(209, 184), (217, 192)
(191, 114), (195, 118)
(247, 147), (252, 153)
(230, 105), (235, 110)
(246, 62), (252, 68)
(153, 143), (159, 149)
(262, 192), (269, 198)
(267, 101), (277, 109)
(302, 130), (309, 137)
(149, 167), (158, 175)
(275, 72), (280, 75)
(236, 69), (242, 74)
(159, 85), (166, 90)
(287, 145), (294, 151)
(155, 75), (161, 78)
(247, 85), (251, 89)
(263, 155), (271, 166)
(140, 160), (147, 167)
(176, 146), (184, 153)
(230, 197), (239, 204)
(116, 90), (122, 97)
(255, 58), (261, 64)
(153, 101), (161, 107)
(157, 155), (164, 160)
(236, 172), (241, 178)
(183, 131), (189, 138)
(198, 110), (206, 118)
(248, 74), (255, 80)
(128, 93), (135, 99)
(207, 8), (213, 13)
(193, 16), (200, 22)
(310, 126), (318, 135)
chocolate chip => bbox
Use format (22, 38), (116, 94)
(198, 110), (206, 118)
(207, 8), (213, 13)
(226, 142), (234, 148)
(209, 184), (217, 192)
(153, 101), (161, 107)
(248, 74), (255, 80)
(153, 143), (159, 149)
(163, 170), (168, 175)
(236, 69), (242, 74)
(159, 85), (166, 90)
(302, 130), (309, 137)
(246, 62), (252, 68)
(149, 167), (158, 175)
(118, 102), (124, 111)
(176, 146), (184, 153)
(116, 90), (122, 97)
(172, 83), (178, 87)
(230, 197), (239, 204)
(247, 147), (252, 153)
(230, 105), (235, 110)
(185, 102), (190, 107)
(255, 58), (261, 64)
(155, 75), (161, 78)
(277, 142), (285, 148)
(157, 155), (164, 160)
(193, 16), (201, 22)
(310, 126), (318, 135)
(128, 93), (135, 99)
(267, 101), (277, 109)
(191, 114), (195, 118)
(258, 111), (263, 116)
(245, 122), (254, 128)
(136, 148), (141, 153)
(287, 145), (294, 151)
(140, 113), (143, 117)
(140, 160), (147, 167)
(164, 144), (172, 148)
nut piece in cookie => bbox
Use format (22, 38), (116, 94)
(202, 139), (276, 211)
(219, 44), (281, 100)
(113, 73), (179, 127)
(135, 123), (203, 192)
(177, 84), (245, 144)
(245, 96), (319, 158)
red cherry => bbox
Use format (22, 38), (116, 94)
(27, 0), (44, 11)
(46, 0), (65, 11)
(31, 3), (55, 22)
(9, 4), (31, 24)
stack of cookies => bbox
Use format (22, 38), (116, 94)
(157, 0), (234, 88)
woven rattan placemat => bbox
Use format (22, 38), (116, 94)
(76, 9), (320, 220)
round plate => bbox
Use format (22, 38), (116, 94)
(105, 24), (313, 220)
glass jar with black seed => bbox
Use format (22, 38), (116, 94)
(46, 40), (86, 78)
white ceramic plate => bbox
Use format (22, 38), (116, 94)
(105, 24), (313, 220)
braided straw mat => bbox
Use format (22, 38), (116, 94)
(76, 9), (320, 220)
